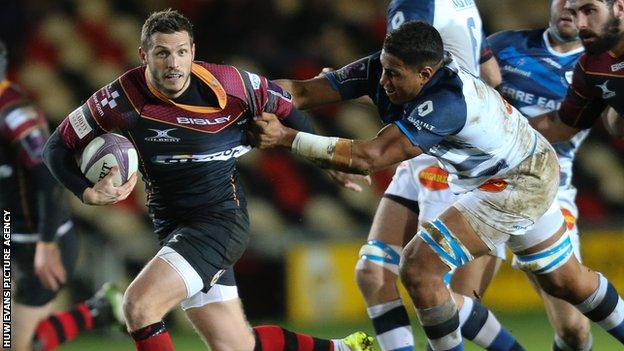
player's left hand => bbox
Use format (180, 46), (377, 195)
(325, 169), (371, 192)
(249, 112), (296, 149)
(34, 241), (66, 291)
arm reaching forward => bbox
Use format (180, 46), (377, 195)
(250, 112), (422, 174)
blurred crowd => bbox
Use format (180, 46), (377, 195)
(1, 0), (622, 265)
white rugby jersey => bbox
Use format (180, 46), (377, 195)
(387, 0), (486, 75)
(395, 59), (538, 193)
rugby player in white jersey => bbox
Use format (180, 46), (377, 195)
(250, 21), (624, 350)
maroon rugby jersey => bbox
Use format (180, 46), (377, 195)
(560, 50), (624, 129)
(0, 80), (69, 238)
(57, 62), (293, 220)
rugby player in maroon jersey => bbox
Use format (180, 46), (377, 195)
(0, 39), (126, 351)
(532, 0), (624, 139)
(43, 9), (373, 351)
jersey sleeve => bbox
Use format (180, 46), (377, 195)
(0, 103), (48, 168)
(394, 90), (467, 151)
(387, 0), (435, 32)
(57, 79), (137, 151)
(240, 70), (293, 119)
(559, 61), (606, 129)
(479, 32), (494, 64)
(324, 52), (379, 101)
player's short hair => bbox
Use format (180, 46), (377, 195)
(141, 9), (194, 50)
(383, 21), (444, 69)
(0, 39), (7, 79)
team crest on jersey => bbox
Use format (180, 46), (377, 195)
(418, 166), (449, 190)
(477, 178), (507, 192)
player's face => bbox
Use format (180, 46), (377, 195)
(566, 0), (624, 54)
(551, 0), (580, 40)
(140, 31), (195, 98)
(379, 50), (428, 104)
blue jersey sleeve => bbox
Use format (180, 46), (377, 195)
(387, 0), (435, 32)
(394, 88), (467, 150)
(325, 52), (379, 101)
(487, 30), (520, 57)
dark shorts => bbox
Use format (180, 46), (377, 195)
(158, 208), (249, 291)
(13, 226), (79, 306)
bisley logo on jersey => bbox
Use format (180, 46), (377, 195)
(145, 128), (180, 142)
(177, 116), (232, 125)
(611, 62), (624, 72)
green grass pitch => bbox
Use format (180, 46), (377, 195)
(58, 311), (620, 350)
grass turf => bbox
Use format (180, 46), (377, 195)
(58, 311), (620, 350)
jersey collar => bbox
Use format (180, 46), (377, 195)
(145, 63), (227, 113)
(542, 29), (584, 58)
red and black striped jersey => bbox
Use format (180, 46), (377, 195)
(57, 62), (293, 219)
(560, 50), (624, 129)
(0, 80), (69, 237)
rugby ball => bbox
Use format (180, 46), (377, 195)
(80, 133), (138, 186)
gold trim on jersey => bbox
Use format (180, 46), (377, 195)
(145, 63), (227, 113)
(0, 80), (11, 97)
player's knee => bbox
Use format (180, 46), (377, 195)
(356, 240), (401, 295)
(123, 287), (155, 326)
(398, 247), (429, 294)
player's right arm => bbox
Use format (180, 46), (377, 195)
(530, 59), (605, 142)
(274, 53), (378, 110)
(43, 80), (137, 205)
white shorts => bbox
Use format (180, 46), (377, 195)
(385, 155), (507, 259)
(156, 246), (239, 311)
(453, 137), (563, 253)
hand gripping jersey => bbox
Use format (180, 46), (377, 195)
(57, 62), (293, 219)
(559, 50), (624, 129)
(387, 0), (489, 75)
(0, 80), (70, 239)
(489, 29), (587, 192)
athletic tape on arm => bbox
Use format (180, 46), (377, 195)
(291, 132), (353, 169)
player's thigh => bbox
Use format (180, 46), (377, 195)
(369, 196), (419, 246)
(185, 298), (254, 351)
(451, 254), (502, 298)
(11, 302), (54, 351)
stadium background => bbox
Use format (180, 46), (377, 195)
(1, 0), (622, 349)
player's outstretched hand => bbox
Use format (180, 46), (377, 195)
(82, 166), (138, 205)
(325, 169), (372, 192)
(250, 112), (296, 149)
(34, 241), (66, 291)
